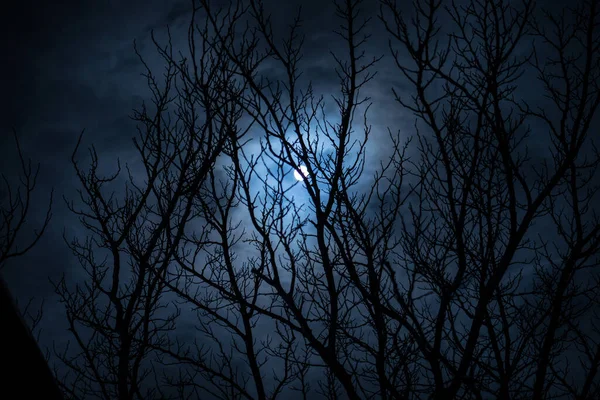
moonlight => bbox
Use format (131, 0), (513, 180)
(293, 165), (309, 181)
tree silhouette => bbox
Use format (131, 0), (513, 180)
(0, 131), (57, 398)
(1, 131), (52, 270)
(56, 0), (600, 398)
(53, 28), (242, 399)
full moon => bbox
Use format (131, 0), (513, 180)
(293, 165), (309, 181)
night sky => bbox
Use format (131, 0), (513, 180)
(1, 0), (595, 398)
(1, 0), (403, 346)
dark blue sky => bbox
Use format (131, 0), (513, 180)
(1, 0), (588, 397)
(1, 0), (218, 353)
(1, 0), (404, 367)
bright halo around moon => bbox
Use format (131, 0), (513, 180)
(293, 165), (309, 181)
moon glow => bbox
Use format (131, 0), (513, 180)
(293, 165), (309, 181)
